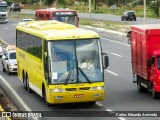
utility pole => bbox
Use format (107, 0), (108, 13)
(89, 0), (91, 25)
(94, 0), (97, 12)
(144, 0), (146, 24)
(40, 0), (41, 8)
(157, 0), (159, 17)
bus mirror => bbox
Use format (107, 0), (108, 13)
(103, 53), (109, 69)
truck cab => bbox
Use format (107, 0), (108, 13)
(2, 45), (17, 74)
(131, 24), (160, 99)
(0, 0), (8, 23)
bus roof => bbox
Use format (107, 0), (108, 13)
(36, 8), (77, 12)
(16, 20), (99, 40)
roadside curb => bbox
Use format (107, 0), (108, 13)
(81, 25), (127, 37)
(0, 102), (11, 120)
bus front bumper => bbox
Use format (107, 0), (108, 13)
(48, 90), (104, 104)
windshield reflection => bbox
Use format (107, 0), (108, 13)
(0, 6), (7, 12)
(48, 39), (103, 84)
(53, 15), (76, 26)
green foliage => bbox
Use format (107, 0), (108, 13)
(131, 0), (143, 8)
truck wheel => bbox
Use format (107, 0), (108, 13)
(137, 77), (147, 93)
(152, 88), (160, 99)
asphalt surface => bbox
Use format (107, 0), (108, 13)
(0, 19), (160, 120)
(18, 9), (160, 24)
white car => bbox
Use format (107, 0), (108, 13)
(2, 45), (17, 74)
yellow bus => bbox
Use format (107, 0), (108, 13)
(16, 20), (109, 105)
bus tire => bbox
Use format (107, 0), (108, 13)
(23, 72), (27, 91)
(42, 86), (52, 107)
(26, 77), (32, 93)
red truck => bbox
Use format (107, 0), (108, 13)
(131, 24), (160, 99)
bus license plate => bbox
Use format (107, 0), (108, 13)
(74, 94), (83, 98)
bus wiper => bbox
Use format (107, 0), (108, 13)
(78, 67), (91, 84)
(64, 67), (74, 85)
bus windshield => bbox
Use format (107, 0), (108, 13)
(48, 39), (103, 84)
(53, 12), (76, 26)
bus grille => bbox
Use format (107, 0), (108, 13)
(65, 88), (77, 91)
(79, 87), (90, 90)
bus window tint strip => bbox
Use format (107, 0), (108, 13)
(16, 30), (42, 59)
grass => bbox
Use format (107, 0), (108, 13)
(8, 12), (130, 33)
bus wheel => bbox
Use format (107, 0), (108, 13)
(43, 87), (52, 107)
(26, 78), (32, 93)
(152, 88), (160, 99)
(23, 73), (27, 91)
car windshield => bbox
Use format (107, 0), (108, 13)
(128, 12), (135, 16)
(48, 39), (103, 84)
(0, 6), (7, 12)
(53, 12), (76, 26)
(9, 52), (16, 59)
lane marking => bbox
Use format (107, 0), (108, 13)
(12, 24), (17, 26)
(96, 102), (103, 106)
(106, 50), (122, 57)
(101, 37), (130, 47)
(118, 117), (126, 120)
(105, 70), (119, 76)
(0, 75), (31, 111)
(4, 28), (8, 30)
(106, 109), (126, 120)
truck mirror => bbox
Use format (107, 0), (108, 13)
(147, 58), (152, 67)
(103, 53), (109, 69)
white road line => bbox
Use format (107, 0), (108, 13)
(0, 75), (39, 120)
(106, 109), (112, 112)
(105, 70), (119, 76)
(101, 37), (130, 47)
(96, 102), (103, 106)
(106, 50), (122, 57)
(118, 117), (126, 120)
(12, 24), (17, 26)
(4, 28), (8, 30)
(0, 75), (31, 111)
(106, 109), (126, 120)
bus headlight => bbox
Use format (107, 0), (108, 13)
(92, 86), (104, 90)
(50, 88), (64, 92)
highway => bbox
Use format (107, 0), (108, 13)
(0, 19), (160, 120)
(19, 9), (160, 24)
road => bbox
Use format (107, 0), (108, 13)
(19, 9), (160, 24)
(1, 19), (160, 120)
